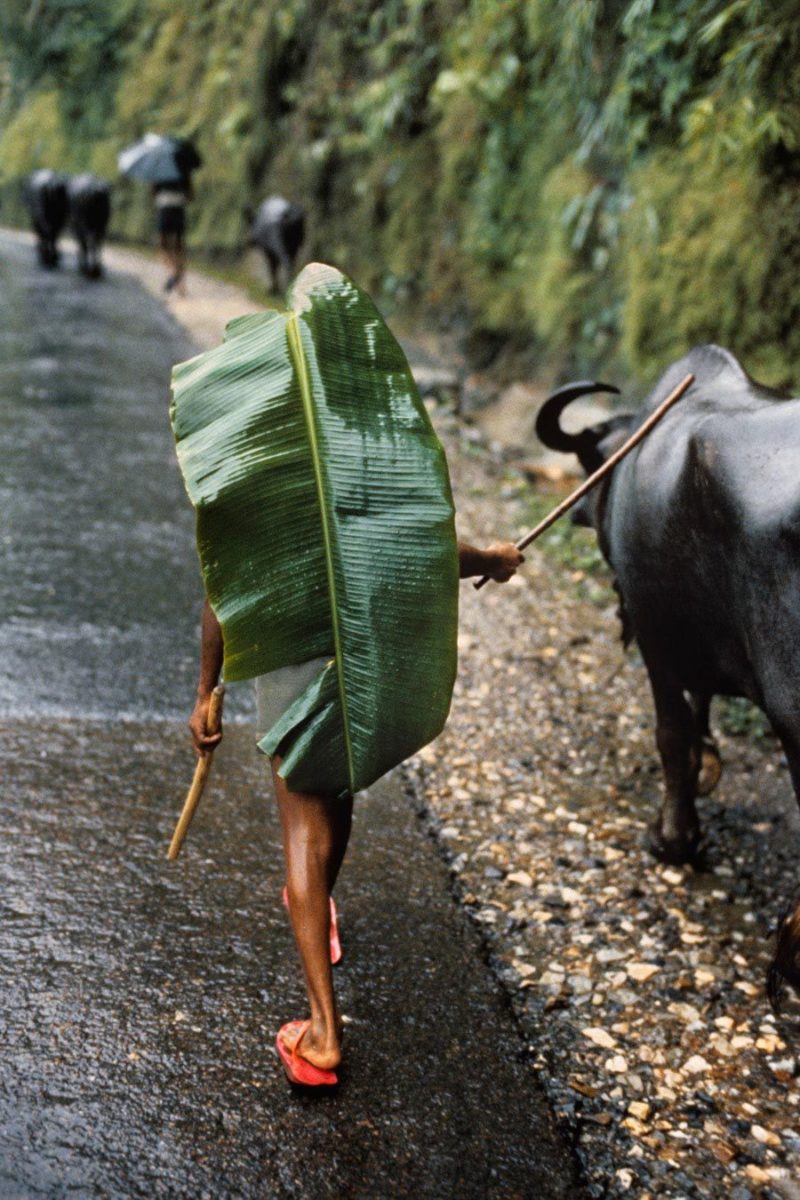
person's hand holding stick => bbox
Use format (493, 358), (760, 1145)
(474, 373), (695, 590)
(167, 684), (225, 860)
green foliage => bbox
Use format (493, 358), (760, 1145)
(0, 1), (136, 146)
(4, 1), (800, 381)
(620, 149), (785, 382)
(0, 89), (67, 177)
(170, 263), (459, 797)
(718, 697), (772, 740)
(522, 489), (612, 607)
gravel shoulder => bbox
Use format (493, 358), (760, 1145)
(86, 240), (800, 1198)
(410, 406), (800, 1200)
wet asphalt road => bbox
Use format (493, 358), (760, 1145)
(0, 234), (581, 1198)
(0, 234), (201, 720)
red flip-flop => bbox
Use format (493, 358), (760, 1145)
(282, 886), (343, 965)
(276, 1020), (338, 1087)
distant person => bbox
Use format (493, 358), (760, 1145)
(118, 135), (201, 292)
(24, 169), (69, 269)
(247, 196), (305, 293)
(153, 172), (192, 295)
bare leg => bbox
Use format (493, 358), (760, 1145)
(326, 795), (352, 895)
(159, 232), (184, 292)
(158, 232), (173, 278)
(173, 234), (187, 296)
(272, 757), (353, 1069)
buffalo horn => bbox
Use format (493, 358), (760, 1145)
(535, 381), (621, 452)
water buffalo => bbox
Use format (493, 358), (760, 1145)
(247, 196), (305, 292)
(67, 174), (111, 278)
(536, 344), (800, 1003)
(24, 169), (69, 268)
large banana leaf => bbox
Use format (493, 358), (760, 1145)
(170, 262), (459, 798)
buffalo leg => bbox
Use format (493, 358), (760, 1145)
(34, 223), (56, 268)
(689, 692), (722, 796)
(766, 724), (800, 1006)
(264, 249), (280, 292)
(646, 667), (701, 863)
(275, 242), (293, 293)
(86, 233), (101, 279)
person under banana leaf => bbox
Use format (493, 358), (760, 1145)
(171, 262), (524, 1087)
(188, 540), (522, 1086)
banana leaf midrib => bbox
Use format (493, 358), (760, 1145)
(286, 312), (356, 795)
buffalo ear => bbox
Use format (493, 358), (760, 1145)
(593, 414), (636, 454)
(576, 415), (635, 474)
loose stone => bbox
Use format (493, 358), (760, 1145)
(583, 1027), (617, 1049)
(682, 1055), (712, 1075)
(626, 962), (660, 983)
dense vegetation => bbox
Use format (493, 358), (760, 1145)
(2, 1), (800, 384)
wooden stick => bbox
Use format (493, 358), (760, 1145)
(167, 684), (225, 860)
(474, 372), (695, 590)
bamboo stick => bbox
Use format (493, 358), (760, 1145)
(167, 684), (225, 860)
(474, 372), (695, 590)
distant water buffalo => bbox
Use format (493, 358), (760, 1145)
(247, 196), (305, 292)
(536, 344), (800, 1005)
(24, 169), (69, 268)
(68, 174), (112, 278)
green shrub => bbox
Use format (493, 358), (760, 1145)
(2, 0), (800, 384)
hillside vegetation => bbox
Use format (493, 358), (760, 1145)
(2, 1), (799, 384)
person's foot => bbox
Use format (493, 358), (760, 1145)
(278, 1019), (342, 1071)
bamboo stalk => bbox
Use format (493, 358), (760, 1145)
(167, 684), (225, 860)
(474, 372), (695, 590)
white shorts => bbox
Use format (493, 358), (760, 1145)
(254, 656), (331, 744)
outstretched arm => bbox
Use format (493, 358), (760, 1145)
(458, 539), (524, 583)
(189, 597), (224, 756)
